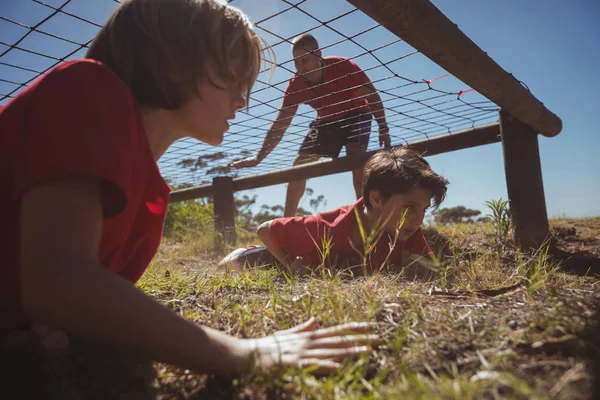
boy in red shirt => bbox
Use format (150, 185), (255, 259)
(259, 147), (448, 279)
(232, 33), (391, 217)
(0, 0), (376, 394)
(221, 147), (448, 279)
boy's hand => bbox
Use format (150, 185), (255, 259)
(244, 317), (378, 375)
(290, 257), (306, 273)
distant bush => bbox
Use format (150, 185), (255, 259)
(163, 186), (328, 241)
(163, 200), (214, 238)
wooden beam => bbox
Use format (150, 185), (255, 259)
(346, 0), (562, 137)
(500, 111), (550, 249)
(213, 176), (236, 248)
(169, 122), (500, 202)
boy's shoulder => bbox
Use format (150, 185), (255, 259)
(14, 59), (133, 112)
(314, 198), (363, 228)
(270, 199), (363, 236)
(37, 59), (122, 89)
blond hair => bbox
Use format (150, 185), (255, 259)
(86, 0), (271, 109)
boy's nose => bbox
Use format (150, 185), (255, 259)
(233, 94), (246, 111)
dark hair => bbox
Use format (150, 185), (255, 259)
(362, 147), (449, 209)
(291, 33), (319, 52)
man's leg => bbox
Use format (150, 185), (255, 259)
(285, 152), (321, 217)
(345, 142), (368, 200)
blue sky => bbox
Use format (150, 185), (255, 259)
(1, 0), (598, 218)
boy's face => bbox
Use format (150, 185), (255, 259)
(292, 47), (323, 84)
(373, 186), (433, 240)
(177, 64), (247, 146)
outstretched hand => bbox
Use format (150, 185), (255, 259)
(231, 156), (260, 169)
(245, 317), (379, 375)
(378, 125), (391, 149)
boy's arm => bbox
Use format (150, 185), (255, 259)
(258, 217), (325, 271)
(20, 179), (248, 374)
(257, 220), (297, 266)
(19, 179), (374, 374)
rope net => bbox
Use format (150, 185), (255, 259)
(0, 0), (500, 188)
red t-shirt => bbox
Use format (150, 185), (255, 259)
(0, 59), (171, 331)
(281, 56), (370, 121)
(269, 199), (432, 269)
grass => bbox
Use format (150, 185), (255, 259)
(136, 218), (600, 399)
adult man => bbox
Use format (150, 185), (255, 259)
(232, 33), (390, 217)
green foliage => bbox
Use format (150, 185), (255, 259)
(350, 207), (400, 275)
(485, 198), (511, 244)
(518, 239), (560, 295)
(163, 200), (214, 238)
(165, 185), (328, 242)
(235, 194), (258, 230)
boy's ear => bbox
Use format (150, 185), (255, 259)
(369, 189), (383, 210)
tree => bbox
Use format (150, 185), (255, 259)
(238, 188), (326, 227)
(176, 152), (231, 184)
(433, 206), (481, 224)
(252, 204), (283, 226)
(177, 159), (195, 169)
(309, 194), (327, 213)
(198, 152), (227, 161)
(206, 165), (233, 175)
(235, 194), (257, 229)
(297, 207), (312, 216)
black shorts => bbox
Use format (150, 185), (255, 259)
(299, 110), (372, 158)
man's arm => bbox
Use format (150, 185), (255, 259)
(355, 81), (391, 148)
(232, 105), (299, 168)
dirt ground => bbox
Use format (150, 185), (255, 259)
(2, 218), (599, 399)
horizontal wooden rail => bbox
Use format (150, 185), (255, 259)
(169, 122), (501, 202)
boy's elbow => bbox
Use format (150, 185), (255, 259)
(256, 221), (272, 242)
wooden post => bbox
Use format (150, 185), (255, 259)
(499, 110), (550, 249)
(213, 176), (236, 248)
